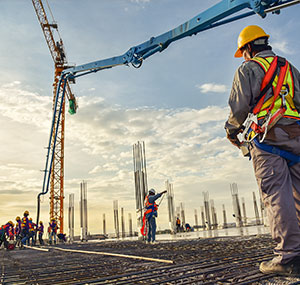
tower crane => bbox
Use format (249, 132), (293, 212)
(32, 0), (77, 234)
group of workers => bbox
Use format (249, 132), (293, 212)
(0, 210), (59, 250)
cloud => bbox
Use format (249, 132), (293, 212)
(272, 40), (294, 55)
(196, 83), (228, 94)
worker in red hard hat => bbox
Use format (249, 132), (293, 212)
(225, 25), (300, 276)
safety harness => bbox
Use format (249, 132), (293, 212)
(241, 56), (300, 165)
(242, 56), (300, 143)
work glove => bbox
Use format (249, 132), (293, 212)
(161, 190), (167, 195)
(226, 128), (243, 148)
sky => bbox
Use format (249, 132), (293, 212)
(0, 0), (300, 236)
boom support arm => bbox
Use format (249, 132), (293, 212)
(62, 0), (290, 79)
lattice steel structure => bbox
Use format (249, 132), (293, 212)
(32, 0), (76, 233)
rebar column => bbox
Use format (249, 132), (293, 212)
(230, 183), (243, 227)
(180, 203), (186, 227)
(121, 207), (125, 238)
(102, 213), (106, 235)
(113, 200), (119, 239)
(203, 192), (211, 230)
(210, 199), (218, 229)
(194, 209), (198, 231)
(128, 213), (133, 237)
(222, 204), (228, 229)
(200, 206), (205, 230)
(133, 141), (148, 238)
(252, 192), (260, 225)
(68, 193), (74, 243)
(242, 197), (247, 226)
(166, 180), (176, 234)
(80, 181), (88, 241)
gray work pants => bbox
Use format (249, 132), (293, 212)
(250, 126), (300, 264)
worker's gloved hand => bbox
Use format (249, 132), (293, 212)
(226, 128), (243, 148)
(161, 190), (167, 195)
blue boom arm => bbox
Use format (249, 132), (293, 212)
(62, 0), (290, 79)
(37, 0), (299, 224)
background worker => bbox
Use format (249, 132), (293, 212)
(15, 216), (22, 247)
(49, 218), (58, 245)
(28, 218), (36, 246)
(176, 217), (181, 233)
(21, 210), (30, 246)
(37, 221), (44, 245)
(144, 188), (167, 244)
(225, 25), (300, 276)
(0, 221), (14, 249)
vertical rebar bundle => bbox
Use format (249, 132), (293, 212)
(230, 183), (243, 227)
(80, 181), (88, 241)
(242, 197), (247, 226)
(121, 207), (125, 238)
(260, 195), (267, 226)
(68, 193), (74, 243)
(180, 203), (186, 227)
(222, 204), (228, 229)
(113, 200), (120, 238)
(210, 199), (218, 229)
(200, 206), (205, 230)
(103, 213), (106, 235)
(203, 192), (211, 230)
(166, 180), (176, 234)
(133, 141), (148, 236)
(194, 209), (198, 230)
(128, 213), (133, 237)
(252, 192), (260, 225)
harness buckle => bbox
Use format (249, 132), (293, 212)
(240, 113), (259, 143)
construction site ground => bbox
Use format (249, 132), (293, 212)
(1, 233), (300, 284)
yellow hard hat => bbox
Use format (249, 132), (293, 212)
(16, 216), (20, 221)
(24, 210), (29, 216)
(29, 218), (32, 221)
(39, 221), (43, 224)
(8, 221), (14, 226)
(235, 25), (269, 57)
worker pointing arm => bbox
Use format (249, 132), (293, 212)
(144, 189), (167, 244)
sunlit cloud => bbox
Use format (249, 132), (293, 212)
(196, 83), (228, 94)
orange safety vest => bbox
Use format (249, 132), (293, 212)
(144, 195), (158, 215)
(245, 56), (300, 142)
(251, 56), (300, 122)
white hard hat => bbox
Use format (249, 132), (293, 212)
(148, 188), (156, 195)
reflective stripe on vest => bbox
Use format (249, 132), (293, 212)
(251, 56), (300, 121)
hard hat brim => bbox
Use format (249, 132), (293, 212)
(234, 48), (243, 58)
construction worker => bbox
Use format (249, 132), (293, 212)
(225, 25), (300, 276)
(0, 221), (14, 249)
(21, 210), (30, 245)
(176, 217), (181, 233)
(144, 188), (167, 244)
(49, 218), (58, 245)
(28, 218), (36, 245)
(15, 216), (22, 247)
(37, 221), (44, 245)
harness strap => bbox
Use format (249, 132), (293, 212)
(253, 137), (300, 166)
(253, 56), (288, 115)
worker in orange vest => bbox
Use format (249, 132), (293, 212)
(144, 188), (167, 244)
